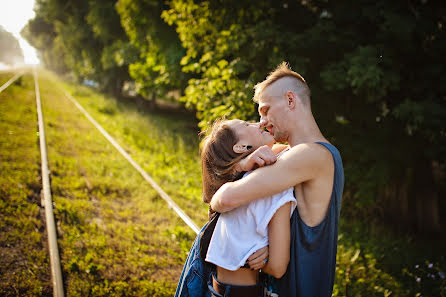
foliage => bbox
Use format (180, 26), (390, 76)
(116, 0), (187, 101)
(163, 0), (446, 233)
(333, 242), (406, 297)
(0, 26), (24, 65)
(23, 0), (136, 97)
(162, 0), (289, 128)
(21, 15), (68, 73)
(24, 1), (445, 232)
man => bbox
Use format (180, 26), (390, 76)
(210, 62), (344, 296)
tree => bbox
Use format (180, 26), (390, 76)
(22, 0), (446, 233)
(163, 0), (446, 233)
(0, 26), (24, 65)
(23, 0), (137, 97)
(21, 14), (68, 73)
(116, 0), (187, 106)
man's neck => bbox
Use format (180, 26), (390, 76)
(288, 116), (327, 147)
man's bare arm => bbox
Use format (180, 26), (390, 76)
(210, 143), (331, 212)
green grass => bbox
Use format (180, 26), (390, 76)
(35, 69), (196, 296)
(59, 73), (208, 227)
(0, 72), (52, 296)
(335, 219), (446, 297)
(0, 71), (16, 86)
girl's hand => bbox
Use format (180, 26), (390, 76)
(247, 246), (269, 270)
(236, 145), (277, 172)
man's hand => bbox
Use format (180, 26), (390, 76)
(235, 145), (277, 172)
(247, 246), (269, 270)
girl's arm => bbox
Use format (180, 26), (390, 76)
(261, 202), (292, 278)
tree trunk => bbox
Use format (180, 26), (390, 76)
(147, 92), (156, 110)
(382, 172), (412, 232)
(413, 159), (441, 234)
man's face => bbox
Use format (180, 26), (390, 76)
(258, 88), (289, 142)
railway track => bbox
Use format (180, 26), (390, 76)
(1, 68), (200, 296)
(33, 68), (65, 297)
(0, 70), (24, 93)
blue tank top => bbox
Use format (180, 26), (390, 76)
(276, 142), (344, 297)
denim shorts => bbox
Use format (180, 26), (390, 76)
(207, 272), (264, 297)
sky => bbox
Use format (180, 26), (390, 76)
(0, 0), (39, 64)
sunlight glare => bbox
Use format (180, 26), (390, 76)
(0, 0), (39, 65)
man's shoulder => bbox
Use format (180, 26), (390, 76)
(278, 142), (334, 179)
(286, 142), (333, 162)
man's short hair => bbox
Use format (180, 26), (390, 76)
(253, 62), (310, 106)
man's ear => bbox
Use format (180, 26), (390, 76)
(233, 144), (249, 154)
(286, 91), (296, 109)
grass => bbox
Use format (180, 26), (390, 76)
(35, 69), (196, 296)
(335, 219), (446, 297)
(0, 72), (52, 296)
(0, 71), (17, 86)
(1, 69), (198, 296)
(59, 74), (208, 227)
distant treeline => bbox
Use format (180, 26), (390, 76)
(23, 0), (446, 234)
(0, 26), (24, 65)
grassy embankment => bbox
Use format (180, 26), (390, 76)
(0, 72), (52, 296)
(60, 74), (208, 227)
(38, 69), (202, 296)
(1, 69), (201, 296)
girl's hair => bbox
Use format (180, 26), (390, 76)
(201, 119), (253, 218)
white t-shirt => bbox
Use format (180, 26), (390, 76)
(206, 167), (296, 271)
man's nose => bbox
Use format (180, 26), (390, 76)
(259, 117), (268, 128)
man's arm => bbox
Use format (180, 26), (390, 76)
(210, 143), (331, 212)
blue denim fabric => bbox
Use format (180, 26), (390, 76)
(207, 273), (263, 297)
(175, 223), (215, 297)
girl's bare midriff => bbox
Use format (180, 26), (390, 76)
(217, 266), (258, 285)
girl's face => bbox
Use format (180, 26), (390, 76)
(228, 119), (275, 151)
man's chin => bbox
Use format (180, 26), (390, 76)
(273, 134), (287, 143)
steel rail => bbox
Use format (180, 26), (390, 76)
(34, 68), (65, 297)
(0, 71), (24, 93)
(62, 89), (200, 235)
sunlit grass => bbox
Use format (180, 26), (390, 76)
(0, 72), (52, 296)
(37, 70), (196, 296)
(55, 71), (208, 227)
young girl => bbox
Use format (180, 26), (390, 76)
(201, 119), (296, 297)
